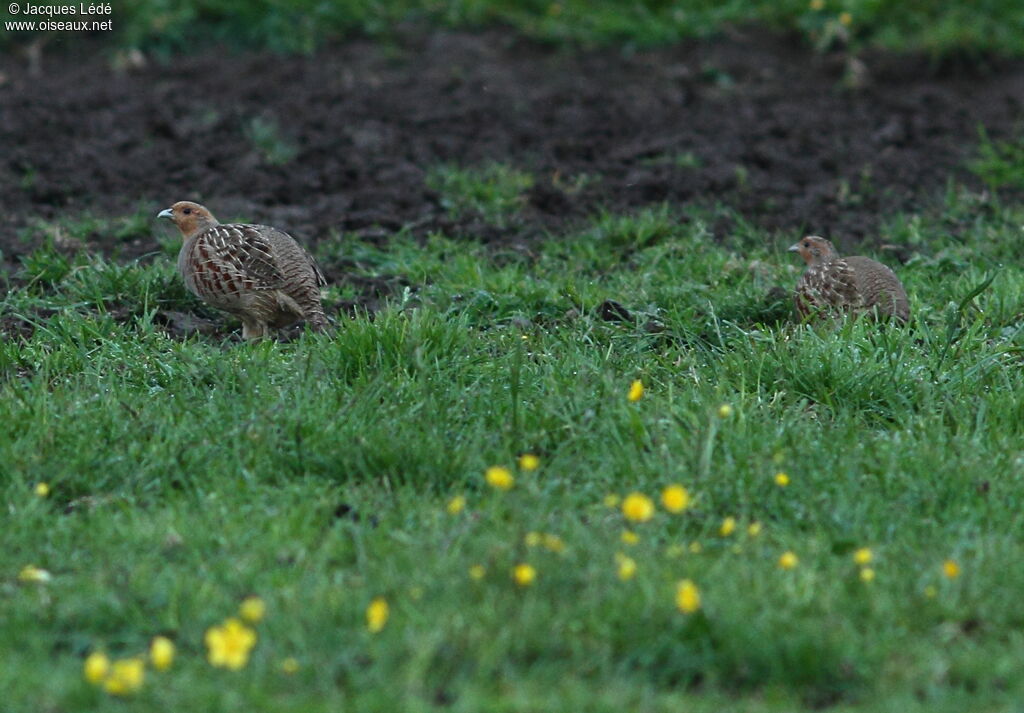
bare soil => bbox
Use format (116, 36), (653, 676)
(2, 29), (1023, 266)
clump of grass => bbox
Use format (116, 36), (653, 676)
(969, 128), (1024, 190)
(427, 162), (535, 226)
(244, 117), (299, 166)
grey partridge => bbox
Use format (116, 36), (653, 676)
(158, 201), (328, 339)
(789, 235), (910, 323)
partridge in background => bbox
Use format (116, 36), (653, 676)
(789, 235), (910, 323)
(158, 201), (328, 339)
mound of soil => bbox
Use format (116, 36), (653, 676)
(1, 29), (1023, 265)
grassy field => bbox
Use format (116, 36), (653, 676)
(4, 154), (1024, 710)
(3, 0), (1024, 56)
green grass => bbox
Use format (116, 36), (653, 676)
(6, 186), (1024, 710)
(3, 0), (1024, 56)
(427, 162), (536, 227)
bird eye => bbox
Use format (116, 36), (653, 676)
(802, 241), (809, 247)
(183, 207), (192, 215)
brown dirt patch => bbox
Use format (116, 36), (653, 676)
(1, 29), (1023, 266)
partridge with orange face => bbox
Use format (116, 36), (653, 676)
(789, 235), (909, 323)
(158, 201), (328, 339)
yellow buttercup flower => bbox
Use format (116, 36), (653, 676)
(628, 380), (644, 402)
(603, 494), (621, 508)
(838, 11), (852, 25)
(513, 563), (536, 587)
(446, 495), (466, 515)
(280, 657), (300, 674)
(675, 579), (701, 613)
(661, 485), (690, 513)
(206, 618), (257, 670)
(615, 553), (637, 581)
(860, 568), (875, 583)
(485, 466), (514, 491)
(778, 551), (799, 570)
(18, 564), (51, 583)
(366, 597), (389, 633)
(542, 533), (566, 553)
(239, 596), (266, 624)
(853, 548), (872, 566)
(469, 564), (486, 581)
(524, 531), (542, 547)
(621, 530), (640, 545)
(103, 657), (145, 696)
(518, 453), (540, 471)
(149, 636), (175, 671)
(34, 482), (50, 497)
(622, 492), (655, 523)
(717, 404), (733, 418)
(719, 517), (736, 537)
(774, 472), (790, 487)
(747, 522), (762, 537)
(809, 0), (824, 9)
(83, 651), (110, 685)
(942, 559), (960, 579)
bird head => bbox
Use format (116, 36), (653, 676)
(788, 235), (837, 266)
(157, 201), (219, 239)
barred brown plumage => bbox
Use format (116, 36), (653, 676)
(789, 235), (910, 323)
(158, 201), (328, 339)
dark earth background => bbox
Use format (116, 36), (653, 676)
(2, 29), (1023, 266)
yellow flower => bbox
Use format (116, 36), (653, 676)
(83, 651), (110, 685)
(103, 657), (145, 696)
(853, 548), (872, 566)
(280, 657), (300, 674)
(205, 618), (257, 670)
(719, 517), (736, 537)
(621, 530), (640, 545)
(675, 579), (701, 614)
(688, 541), (702, 554)
(860, 567), (875, 583)
(239, 596), (266, 624)
(446, 495), (466, 515)
(622, 492), (655, 523)
(661, 485), (691, 513)
(469, 564), (486, 581)
(603, 493), (621, 508)
(513, 563), (536, 587)
(518, 453), (540, 471)
(809, 0), (824, 9)
(485, 466), (514, 491)
(34, 482), (50, 497)
(628, 380), (644, 402)
(615, 553), (637, 581)
(524, 531), (542, 547)
(717, 404), (733, 418)
(747, 522), (762, 537)
(149, 636), (175, 671)
(778, 551), (799, 570)
(942, 559), (960, 579)
(366, 597), (389, 633)
(542, 533), (566, 553)
(774, 472), (790, 487)
(18, 564), (51, 583)
(838, 11), (852, 25)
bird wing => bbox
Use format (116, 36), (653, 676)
(796, 259), (861, 315)
(200, 224), (289, 290)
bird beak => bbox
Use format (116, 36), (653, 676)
(157, 208), (173, 220)
(787, 242), (801, 253)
